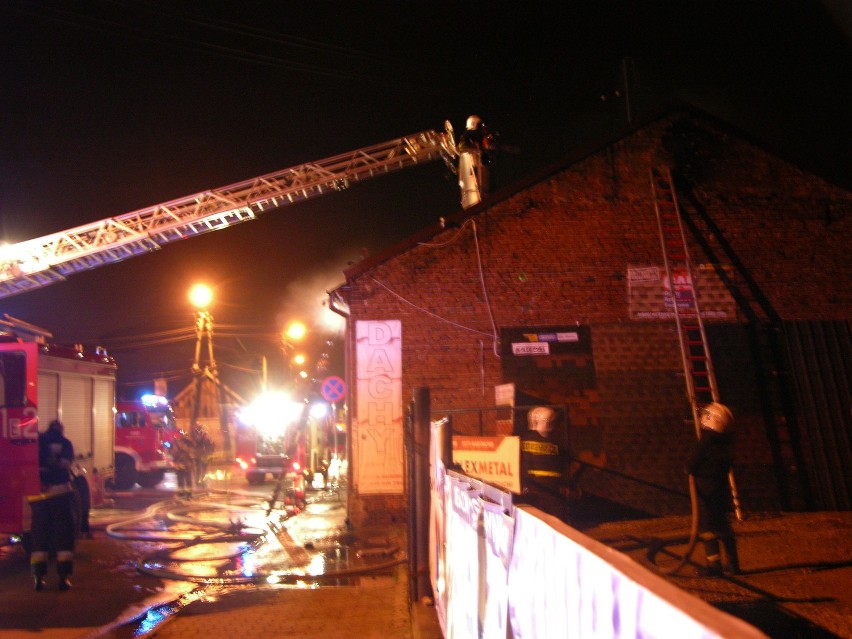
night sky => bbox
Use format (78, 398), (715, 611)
(1, 1), (850, 397)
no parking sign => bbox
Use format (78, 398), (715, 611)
(321, 375), (346, 402)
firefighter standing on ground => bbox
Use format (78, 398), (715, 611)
(172, 429), (196, 499)
(520, 406), (577, 523)
(173, 423), (214, 497)
(687, 401), (741, 576)
(190, 423), (214, 489)
(29, 420), (77, 591)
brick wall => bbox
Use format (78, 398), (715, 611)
(342, 110), (851, 525)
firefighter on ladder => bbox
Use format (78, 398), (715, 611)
(29, 420), (77, 591)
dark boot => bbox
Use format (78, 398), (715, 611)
(57, 560), (73, 591)
(31, 556), (48, 591)
(700, 534), (723, 577)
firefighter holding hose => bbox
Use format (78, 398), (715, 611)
(687, 402), (741, 576)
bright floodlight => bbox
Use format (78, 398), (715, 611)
(189, 283), (213, 309)
(241, 391), (305, 439)
(284, 321), (307, 343)
(309, 402), (328, 419)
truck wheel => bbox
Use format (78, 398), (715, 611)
(137, 470), (166, 489)
(113, 455), (137, 490)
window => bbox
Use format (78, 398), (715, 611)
(0, 351), (27, 408)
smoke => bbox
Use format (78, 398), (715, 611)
(275, 262), (348, 338)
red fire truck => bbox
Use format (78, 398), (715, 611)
(0, 318), (115, 546)
(234, 393), (307, 486)
(113, 394), (181, 490)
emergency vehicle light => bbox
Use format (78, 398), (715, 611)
(141, 394), (169, 409)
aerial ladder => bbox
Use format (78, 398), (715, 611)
(0, 117), (486, 299)
(650, 166), (742, 521)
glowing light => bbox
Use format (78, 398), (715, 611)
(238, 391), (305, 439)
(284, 321), (307, 343)
(309, 403), (328, 419)
(189, 283), (213, 309)
(140, 394), (169, 408)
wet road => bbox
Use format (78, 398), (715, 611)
(0, 468), (357, 638)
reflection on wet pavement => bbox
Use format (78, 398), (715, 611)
(100, 484), (400, 637)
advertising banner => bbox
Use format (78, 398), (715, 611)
(452, 435), (521, 493)
(354, 320), (403, 494)
(628, 264), (736, 320)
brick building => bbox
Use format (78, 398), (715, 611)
(331, 105), (851, 527)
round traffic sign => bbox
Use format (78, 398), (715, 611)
(321, 375), (346, 402)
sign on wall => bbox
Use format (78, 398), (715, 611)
(354, 320), (403, 494)
(628, 264), (736, 320)
(452, 435), (521, 493)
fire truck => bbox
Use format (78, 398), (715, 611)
(234, 394), (307, 485)
(113, 394), (181, 490)
(0, 316), (115, 545)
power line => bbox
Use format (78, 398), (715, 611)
(8, 0), (398, 84)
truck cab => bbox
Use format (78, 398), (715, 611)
(113, 394), (181, 489)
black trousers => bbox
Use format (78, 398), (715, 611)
(30, 490), (76, 574)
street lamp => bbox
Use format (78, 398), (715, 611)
(188, 283), (231, 456)
(189, 283), (213, 310)
(282, 321), (307, 383)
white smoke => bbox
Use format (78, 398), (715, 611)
(275, 264), (347, 338)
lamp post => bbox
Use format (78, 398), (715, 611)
(282, 320), (307, 383)
(189, 283), (231, 456)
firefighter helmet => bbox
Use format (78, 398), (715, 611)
(700, 402), (734, 432)
(528, 406), (556, 436)
(466, 114), (482, 131)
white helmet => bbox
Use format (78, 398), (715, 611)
(528, 406), (556, 436)
(700, 402), (734, 432)
(466, 114), (482, 131)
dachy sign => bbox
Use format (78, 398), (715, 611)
(354, 320), (403, 494)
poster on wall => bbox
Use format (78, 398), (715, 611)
(354, 320), (403, 494)
(628, 264), (736, 320)
(452, 435), (521, 493)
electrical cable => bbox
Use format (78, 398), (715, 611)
(370, 277), (493, 338)
(379, 218), (503, 355)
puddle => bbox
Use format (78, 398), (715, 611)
(98, 488), (394, 638)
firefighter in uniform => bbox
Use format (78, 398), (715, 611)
(687, 401), (741, 576)
(456, 115), (496, 207)
(29, 420), (77, 591)
(172, 430), (195, 499)
(190, 423), (214, 489)
(520, 406), (576, 523)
